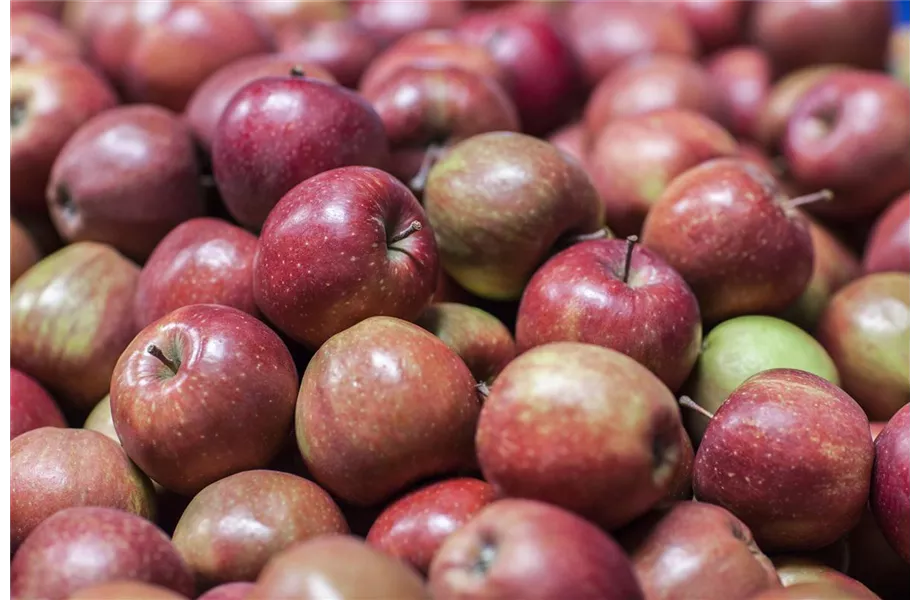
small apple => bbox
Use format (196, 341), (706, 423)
(863, 191), (909, 274)
(278, 20), (379, 89)
(11, 217), (41, 284)
(706, 46), (773, 140)
(871, 403), (909, 562)
(10, 368), (65, 440)
(11, 12), (81, 64)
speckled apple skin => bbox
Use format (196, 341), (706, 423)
(135, 218), (259, 329)
(212, 76), (388, 231)
(817, 273), (909, 421)
(516, 238), (702, 392)
(11, 242), (140, 412)
(366, 477), (496, 575)
(871, 403), (909, 562)
(196, 582), (254, 600)
(12, 507), (194, 600)
(11, 427), (156, 550)
(706, 46), (772, 140)
(173, 470), (349, 587)
(416, 302), (516, 384)
(641, 158), (813, 323)
(10, 368), (65, 439)
(588, 109), (739, 236)
(863, 191), (909, 274)
(47, 105), (207, 262)
(254, 167), (439, 349)
(277, 20), (377, 89)
(476, 342), (684, 530)
(693, 368), (874, 552)
(296, 317), (481, 506)
(11, 12), (81, 64)
(111, 305), (299, 496)
(425, 131), (604, 300)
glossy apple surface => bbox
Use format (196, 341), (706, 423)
(863, 191), (909, 274)
(10, 368), (65, 440)
(871, 404), (909, 562)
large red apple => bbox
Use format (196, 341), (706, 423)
(10, 368), (65, 440)
(863, 191), (909, 274)
(871, 403), (909, 562)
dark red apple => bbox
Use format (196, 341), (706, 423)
(547, 121), (588, 167)
(10, 368), (65, 440)
(172, 470), (349, 586)
(278, 20), (378, 89)
(674, 0), (746, 52)
(196, 582), (255, 600)
(212, 72), (388, 231)
(641, 158), (814, 323)
(134, 218), (259, 329)
(12, 507), (194, 600)
(706, 46), (773, 140)
(11, 12), (81, 64)
(871, 403), (909, 562)
(11, 217), (40, 284)
(11, 60), (117, 213)
(68, 582), (189, 600)
(367, 478), (496, 575)
(11, 427), (156, 549)
(863, 191), (909, 274)
(354, 0), (465, 46)
(693, 369), (874, 551)
(429, 498), (643, 600)
(110, 304), (299, 496)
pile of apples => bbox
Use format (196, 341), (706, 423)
(10, 1), (909, 599)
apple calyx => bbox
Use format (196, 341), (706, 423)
(53, 185), (76, 219)
(621, 235), (639, 283)
(146, 344), (180, 375)
(409, 144), (445, 194)
(11, 97), (27, 128)
(782, 189), (833, 210)
(389, 220), (423, 245)
(678, 395), (714, 421)
(290, 65), (306, 78)
(471, 536), (498, 576)
(476, 381), (490, 401)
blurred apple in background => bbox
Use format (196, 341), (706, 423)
(278, 20), (378, 89)
(706, 46), (773, 140)
(355, 0), (465, 47)
(11, 12), (82, 64)
(863, 191), (909, 274)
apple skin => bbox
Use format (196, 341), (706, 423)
(673, 0), (746, 52)
(10, 368), (66, 440)
(623, 501), (781, 600)
(296, 316), (480, 506)
(863, 191), (909, 274)
(47, 105), (207, 262)
(783, 71), (909, 221)
(424, 131), (604, 301)
(516, 238), (702, 392)
(110, 304), (299, 496)
(817, 273), (909, 421)
(354, 0), (466, 47)
(196, 582), (255, 600)
(659, 427), (694, 505)
(11, 242), (140, 413)
(641, 158), (813, 323)
(11, 12), (81, 64)
(706, 46), (773, 140)
(172, 470), (349, 587)
(11, 427), (156, 550)
(11, 217), (41, 284)
(11, 507), (194, 600)
(366, 478), (496, 575)
(547, 122), (588, 167)
(693, 368), (874, 552)
(750, 581), (880, 600)
(68, 582), (190, 600)
(11, 0), (65, 19)
(871, 404), (909, 562)
(238, 0), (347, 39)
(416, 302), (516, 385)
(184, 54), (335, 155)
(278, 20), (379, 89)
(212, 75), (388, 231)
(253, 166), (439, 348)
(11, 60), (118, 214)
(134, 218), (259, 329)
(772, 558), (880, 597)
(83, 395), (118, 443)
(429, 498), (643, 600)
(477, 342), (684, 530)
(587, 109), (738, 236)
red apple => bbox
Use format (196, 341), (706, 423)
(172, 470), (349, 586)
(10, 368), (65, 440)
(278, 20), (378, 89)
(110, 304), (299, 496)
(429, 498), (643, 600)
(12, 507), (194, 600)
(11, 0), (65, 20)
(68, 582), (189, 600)
(706, 46), (773, 140)
(547, 121), (588, 167)
(134, 218), (259, 329)
(196, 582), (255, 600)
(693, 369), (874, 551)
(674, 0), (746, 52)
(871, 404), (909, 562)
(863, 191), (909, 274)
(11, 60), (117, 213)
(238, 0), (347, 39)
(367, 478), (496, 575)
(11, 427), (156, 549)
(354, 0), (465, 46)
(11, 217), (41, 284)
(11, 12), (81, 64)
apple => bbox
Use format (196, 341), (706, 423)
(251, 535), (429, 600)
(67, 582), (190, 600)
(693, 368), (874, 552)
(587, 109), (738, 235)
(278, 20), (378, 89)
(477, 342), (683, 529)
(253, 166), (438, 348)
(11, 0), (64, 19)
(296, 316), (480, 506)
(817, 273), (909, 420)
(562, 3), (697, 88)
(172, 470), (349, 587)
(640, 158), (814, 323)
(83, 395), (118, 443)
(684, 315), (840, 444)
(196, 582), (255, 600)
(424, 131), (605, 300)
(871, 404), (909, 562)
(750, 581), (880, 600)
(429, 498), (643, 600)
(354, 0), (466, 47)
(547, 122), (587, 166)
(110, 304), (299, 496)
(11, 217), (41, 284)
(10, 368), (65, 440)
(516, 237), (702, 392)
(863, 191), (909, 274)
(238, 0), (347, 39)
(11, 242), (140, 412)
(11, 59), (117, 213)
(366, 478), (496, 575)
(212, 72), (388, 231)
(13, 209), (64, 255)
(772, 557), (880, 596)
(11, 12), (81, 64)
(134, 218), (259, 329)
(624, 501), (781, 599)
(47, 104), (207, 262)
(11, 427), (156, 549)
(674, 0), (747, 52)
(12, 507), (194, 600)
(706, 46), (773, 140)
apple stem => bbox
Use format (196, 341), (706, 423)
(409, 144), (443, 195)
(678, 396), (713, 421)
(146, 344), (179, 375)
(476, 381), (490, 400)
(622, 235), (638, 283)
(783, 189), (833, 210)
(389, 220), (422, 244)
(290, 65), (306, 78)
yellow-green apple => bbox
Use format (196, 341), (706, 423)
(11, 217), (41, 284)
(871, 404), (909, 562)
(278, 20), (378, 89)
(693, 369), (874, 552)
(706, 46), (773, 140)
(429, 499), (643, 600)
(11, 12), (81, 64)
(83, 395), (117, 443)
(748, 581), (881, 600)
(10, 368), (65, 440)
(110, 304), (299, 496)
(863, 191), (909, 274)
